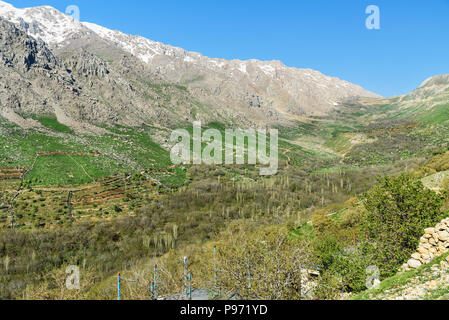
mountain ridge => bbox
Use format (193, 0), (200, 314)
(0, 0), (381, 126)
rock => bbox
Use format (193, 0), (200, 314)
(411, 253), (421, 260)
(428, 280), (439, 290)
(407, 259), (422, 269)
(438, 231), (449, 241)
(422, 243), (432, 249)
(421, 254), (431, 261)
(417, 288), (427, 296)
(406, 219), (449, 271)
(418, 247), (429, 254)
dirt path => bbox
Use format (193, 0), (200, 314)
(68, 155), (96, 183)
(281, 138), (341, 158)
(21, 154), (38, 180)
(281, 148), (292, 168)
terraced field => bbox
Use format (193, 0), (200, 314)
(0, 167), (185, 230)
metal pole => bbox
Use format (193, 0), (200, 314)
(154, 264), (158, 300)
(188, 272), (192, 300)
(117, 273), (121, 300)
(213, 246), (217, 288)
(151, 282), (154, 300)
(183, 256), (188, 299)
(247, 254), (252, 298)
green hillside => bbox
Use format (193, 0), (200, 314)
(2, 87), (449, 300)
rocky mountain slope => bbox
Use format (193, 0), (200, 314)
(411, 74), (449, 98)
(0, 0), (380, 130)
(0, 17), (224, 134)
(354, 73), (449, 130)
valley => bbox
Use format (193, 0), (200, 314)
(0, 1), (449, 301)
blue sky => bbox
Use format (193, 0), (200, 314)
(6, 0), (449, 97)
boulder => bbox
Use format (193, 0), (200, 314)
(433, 233), (439, 242)
(411, 253), (421, 260)
(438, 231), (449, 241)
(418, 247), (429, 254)
(421, 253), (431, 261)
(407, 259), (422, 269)
(404, 219), (449, 271)
(422, 243), (432, 249)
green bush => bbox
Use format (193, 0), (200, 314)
(314, 236), (369, 295)
(362, 174), (445, 277)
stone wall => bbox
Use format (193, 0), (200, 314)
(402, 218), (449, 271)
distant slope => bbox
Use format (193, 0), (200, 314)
(363, 74), (449, 125)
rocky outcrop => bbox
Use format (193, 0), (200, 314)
(63, 50), (109, 78)
(402, 218), (449, 271)
(366, 261), (449, 300)
(0, 18), (217, 133)
(0, 18), (58, 72)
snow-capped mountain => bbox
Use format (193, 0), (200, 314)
(0, 1), (87, 44)
(0, 0), (381, 125)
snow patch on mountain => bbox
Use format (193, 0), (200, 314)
(0, 1), (85, 45)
